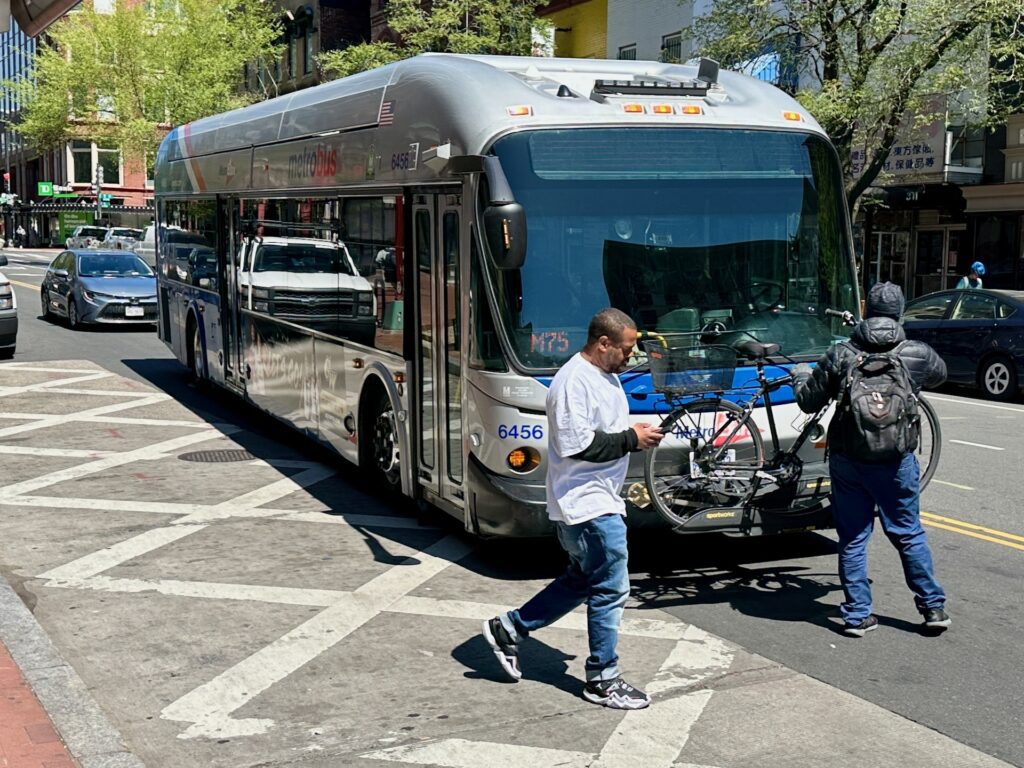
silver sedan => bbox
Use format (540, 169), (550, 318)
(41, 250), (158, 328)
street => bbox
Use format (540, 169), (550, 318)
(1, 247), (1022, 768)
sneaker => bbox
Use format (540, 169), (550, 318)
(482, 617), (521, 681)
(582, 677), (651, 710)
(923, 608), (952, 630)
(842, 615), (879, 637)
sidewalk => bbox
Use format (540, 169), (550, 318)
(0, 639), (76, 768)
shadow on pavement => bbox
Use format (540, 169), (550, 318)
(453, 632), (579, 696)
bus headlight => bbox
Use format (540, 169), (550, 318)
(507, 447), (541, 473)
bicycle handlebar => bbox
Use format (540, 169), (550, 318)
(825, 308), (856, 326)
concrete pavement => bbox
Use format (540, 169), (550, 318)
(0, 358), (1014, 768)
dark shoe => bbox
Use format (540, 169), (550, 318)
(583, 677), (651, 710)
(482, 617), (521, 681)
(843, 615), (879, 637)
(923, 607), (951, 630)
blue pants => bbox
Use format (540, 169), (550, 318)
(502, 513), (629, 682)
(830, 453), (946, 623)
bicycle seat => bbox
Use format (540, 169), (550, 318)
(735, 340), (780, 360)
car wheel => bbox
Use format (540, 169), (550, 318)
(67, 297), (80, 329)
(978, 357), (1017, 401)
(41, 289), (51, 319)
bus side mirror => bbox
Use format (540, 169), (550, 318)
(451, 154), (528, 271)
(483, 203), (526, 270)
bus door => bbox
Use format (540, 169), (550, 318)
(219, 197), (244, 389)
(412, 192), (465, 508)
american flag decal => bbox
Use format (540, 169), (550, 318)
(379, 101), (394, 125)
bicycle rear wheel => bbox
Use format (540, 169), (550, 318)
(916, 395), (942, 491)
(645, 398), (766, 528)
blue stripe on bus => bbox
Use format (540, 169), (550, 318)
(535, 366), (798, 415)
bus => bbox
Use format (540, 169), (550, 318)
(153, 53), (860, 538)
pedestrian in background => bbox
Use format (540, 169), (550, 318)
(791, 282), (951, 637)
(482, 307), (663, 709)
(956, 261), (985, 289)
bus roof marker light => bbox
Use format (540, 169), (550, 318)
(623, 103), (645, 114)
(506, 105), (533, 117)
(783, 111), (803, 121)
(680, 105), (703, 115)
(652, 104), (673, 114)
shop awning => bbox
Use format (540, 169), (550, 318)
(961, 183), (1024, 213)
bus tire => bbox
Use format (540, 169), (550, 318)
(360, 386), (402, 495)
(187, 314), (204, 384)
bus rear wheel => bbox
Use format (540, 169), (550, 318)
(362, 390), (401, 494)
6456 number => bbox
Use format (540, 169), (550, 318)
(498, 424), (544, 440)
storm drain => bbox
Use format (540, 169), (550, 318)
(178, 449), (258, 463)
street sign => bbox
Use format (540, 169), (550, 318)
(38, 181), (54, 196)
(99, 193), (113, 202)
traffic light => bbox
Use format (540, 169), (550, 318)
(92, 165), (104, 194)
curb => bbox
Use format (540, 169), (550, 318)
(0, 578), (146, 768)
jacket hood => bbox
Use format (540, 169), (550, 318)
(866, 281), (905, 319)
(851, 316), (906, 350)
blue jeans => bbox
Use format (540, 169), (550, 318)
(502, 513), (629, 682)
(830, 453), (946, 623)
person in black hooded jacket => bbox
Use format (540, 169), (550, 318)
(791, 282), (951, 637)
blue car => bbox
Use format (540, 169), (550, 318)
(41, 249), (158, 328)
(902, 288), (1024, 401)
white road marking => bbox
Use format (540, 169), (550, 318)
(0, 427), (235, 496)
(173, 465), (337, 523)
(0, 445), (115, 458)
(39, 525), (208, 581)
(46, 575), (345, 607)
(365, 739), (593, 768)
(932, 479), (975, 491)
(0, 496), (215, 516)
(0, 371), (112, 395)
(928, 395), (1024, 414)
(949, 439), (1004, 451)
(161, 535), (473, 739)
(0, 394), (169, 438)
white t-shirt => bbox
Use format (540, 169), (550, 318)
(545, 352), (630, 524)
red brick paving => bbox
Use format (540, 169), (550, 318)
(0, 640), (76, 768)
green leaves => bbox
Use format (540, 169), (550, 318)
(688, 0), (1024, 213)
(319, 0), (552, 79)
(6, 0), (281, 157)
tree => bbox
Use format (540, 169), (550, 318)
(319, 0), (552, 80)
(689, 1), (1024, 215)
(7, 0), (282, 158)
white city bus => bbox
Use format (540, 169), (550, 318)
(153, 53), (859, 537)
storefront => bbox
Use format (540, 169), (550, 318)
(961, 183), (1024, 290)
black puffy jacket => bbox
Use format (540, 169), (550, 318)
(791, 317), (947, 459)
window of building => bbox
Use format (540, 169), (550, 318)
(948, 125), (985, 168)
(303, 28), (314, 74)
(1018, 127), (1024, 146)
(68, 140), (123, 186)
(661, 32), (682, 63)
(287, 37), (296, 79)
(1011, 160), (1023, 181)
(617, 44), (636, 60)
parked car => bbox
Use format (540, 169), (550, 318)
(102, 227), (143, 250)
(0, 255), (17, 358)
(132, 224), (158, 266)
(65, 225), (109, 249)
(41, 249), (158, 328)
(902, 288), (1024, 400)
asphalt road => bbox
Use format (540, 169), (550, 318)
(3, 246), (1023, 766)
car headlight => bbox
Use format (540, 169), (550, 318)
(0, 284), (12, 311)
(82, 289), (114, 304)
(356, 290), (374, 316)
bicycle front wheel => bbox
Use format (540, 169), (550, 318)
(916, 395), (942, 491)
(645, 398), (766, 528)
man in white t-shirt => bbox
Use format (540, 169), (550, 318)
(483, 308), (663, 710)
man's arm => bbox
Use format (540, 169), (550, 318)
(571, 429), (639, 463)
(791, 349), (839, 414)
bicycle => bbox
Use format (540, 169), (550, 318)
(641, 310), (942, 531)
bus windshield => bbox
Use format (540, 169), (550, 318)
(487, 128), (858, 370)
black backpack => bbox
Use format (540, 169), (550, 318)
(838, 342), (920, 462)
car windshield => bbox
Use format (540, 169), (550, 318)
(486, 128), (859, 370)
(110, 228), (142, 238)
(79, 253), (154, 277)
(252, 242), (355, 275)
(79, 228), (107, 238)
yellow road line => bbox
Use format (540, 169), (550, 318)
(6, 278), (39, 291)
(922, 511), (1024, 544)
(922, 519), (1024, 552)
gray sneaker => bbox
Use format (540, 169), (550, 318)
(482, 617), (521, 681)
(843, 615), (879, 637)
(583, 677), (651, 710)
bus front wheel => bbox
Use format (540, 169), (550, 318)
(361, 389), (402, 494)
